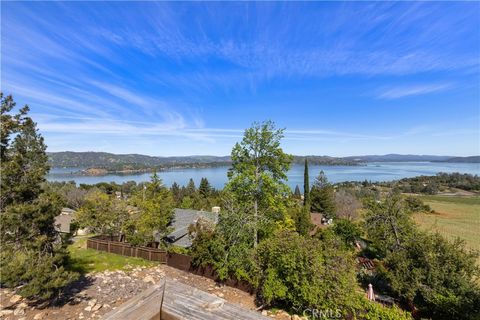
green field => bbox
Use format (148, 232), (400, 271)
(67, 236), (156, 273)
(414, 195), (480, 252)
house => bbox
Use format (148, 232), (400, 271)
(309, 212), (331, 235)
(165, 208), (219, 248)
(54, 207), (89, 235)
(54, 208), (76, 233)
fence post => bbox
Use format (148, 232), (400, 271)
(96, 240), (99, 251)
(122, 244), (125, 256)
(149, 250), (152, 261)
(108, 241), (111, 253)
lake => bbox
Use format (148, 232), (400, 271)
(47, 162), (479, 190)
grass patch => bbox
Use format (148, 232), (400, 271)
(413, 195), (480, 253)
(67, 236), (156, 274)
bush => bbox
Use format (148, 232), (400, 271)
(332, 218), (362, 246)
(404, 196), (432, 213)
(352, 296), (412, 320)
(255, 230), (357, 313)
(381, 232), (480, 319)
(0, 248), (78, 300)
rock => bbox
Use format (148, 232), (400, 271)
(216, 292), (224, 298)
(18, 317), (26, 320)
(13, 307), (25, 316)
(291, 315), (302, 320)
(91, 304), (102, 311)
(9, 294), (22, 304)
(34, 312), (46, 320)
(88, 299), (97, 306)
(84, 305), (93, 312)
(261, 310), (268, 316)
(0, 310), (14, 317)
(143, 275), (155, 284)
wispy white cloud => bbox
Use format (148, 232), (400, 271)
(377, 83), (453, 99)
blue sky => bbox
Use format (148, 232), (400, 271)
(1, 2), (479, 156)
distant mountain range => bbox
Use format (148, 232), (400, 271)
(343, 154), (452, 162)
(47, 151), (480, 172)
(344, 154), (480, 163)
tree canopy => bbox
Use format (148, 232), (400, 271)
(0, 93), (78, 299)
(226, 120), (293, 246)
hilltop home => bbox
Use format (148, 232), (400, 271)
(54, 208), (88, 235)
(164, 208), (219, 248)
(54, 207), (76, 234)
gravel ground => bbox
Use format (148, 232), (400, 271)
(0, 264), (295, 320)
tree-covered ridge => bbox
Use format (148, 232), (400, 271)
(379, 172), (480, 193)
(47, 151), (361, 171)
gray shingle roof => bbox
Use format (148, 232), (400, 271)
(55, 213), (74, 233)
(166, 208), (218, 247)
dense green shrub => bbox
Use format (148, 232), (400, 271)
(404, 196), (432, 213)
(351, 296), (412, 320)
(255, 230), (357, 313)
(381, 232), (480, 319)
(364, 193), (480, 319)
(332, 218), (362, 246)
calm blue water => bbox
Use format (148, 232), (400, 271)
(47, 162), (479, 190)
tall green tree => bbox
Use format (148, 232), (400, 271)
(75, 190), (129, 237)
(310, 170), (336, 218)
(303, 158), (310, 207)
(186, 178), (196, 196)
(199, 177), (212, 198)
(296, 159), (312, 235)
(0, 93), (77, 299)
(363, 194), (415, 257)
(293, 185), (301, 199)
(127, 173), (174, 246)
(226, 121), (293, 247)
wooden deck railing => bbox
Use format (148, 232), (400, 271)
(102, 279), (268, 320)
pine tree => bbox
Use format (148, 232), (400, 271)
(199, 177), (212, 198)
(0, 93), (78, 299)
(170, 182), (181, 203)
(294, 185), (301, 198)
(186, 178), (196, 196)
(310, 170), (336, 218)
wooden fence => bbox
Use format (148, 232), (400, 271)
(87, 236), (255, 293)
(87, 236), (167, 263)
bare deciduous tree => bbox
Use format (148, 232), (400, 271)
(334, 189), (361, 220)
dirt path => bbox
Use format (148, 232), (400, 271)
(0, 265), (293, 320)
